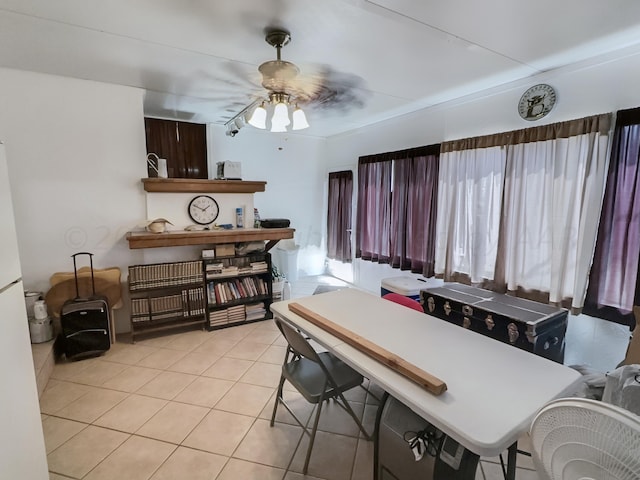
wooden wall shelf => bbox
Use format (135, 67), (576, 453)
(142, 178), (266, 194)
(126, 227), (295, 250)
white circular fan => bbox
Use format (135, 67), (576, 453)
(530, 397), (640, 480)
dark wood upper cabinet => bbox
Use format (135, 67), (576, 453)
(144, 118), (208, 179)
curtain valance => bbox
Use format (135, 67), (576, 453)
(358, 144), (440, 164)
(441, 113), (611, 152)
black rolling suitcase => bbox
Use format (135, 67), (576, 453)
(60, 252), (111, 360)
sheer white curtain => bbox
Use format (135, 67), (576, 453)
(435, 146), (506, 283)
(499, 117), (610, 308)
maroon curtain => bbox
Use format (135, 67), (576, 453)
(327, 170), (353, 262)
(356, 157), (392, 263)
(584, 107), (640, 327)
(389, 154), (439, 277)
(356, 145), (439, 270)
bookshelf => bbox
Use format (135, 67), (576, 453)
(128, 260), (205, 340)
(204, 252), (273, 330)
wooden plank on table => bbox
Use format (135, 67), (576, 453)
(288, 302), (447, 396)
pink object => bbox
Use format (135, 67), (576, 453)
(382, 293), (424, 312)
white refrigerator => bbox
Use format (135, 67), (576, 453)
(0, 142), (49, 478)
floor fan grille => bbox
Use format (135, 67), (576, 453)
(530, 398), (640, 480)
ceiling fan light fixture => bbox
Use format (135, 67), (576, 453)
(248, 102), (267, 129)
(270, 122), (288, 133)
(233, 29), (312, 134)
(292, 105), (309, 130)
(272, 101), (291, 128)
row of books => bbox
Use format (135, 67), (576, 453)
(205, 261), (268, 278)
(129, 261), (203, 291)
(205, 263), (238, 278)
(131, 287), (205, 323)
(208, 303), (266, 327)
(209, 304), (245, 327)
(245, 302), (267, 321)
(207, 277), (269, 305)
(249, 261), (269, 273)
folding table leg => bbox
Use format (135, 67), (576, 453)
(505, 442), (518, 480)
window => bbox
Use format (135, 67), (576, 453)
(327, 171), (353, 262)
(436, 114), (611, 310)
(356, 145), (439, 276)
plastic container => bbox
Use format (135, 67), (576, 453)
(236, 207), (244, 228)
(34, 300), (48, 320)
(24, 291), (42, 319)
(380, 276), (428, 300)
(29, 317), (53, 343)
(282, 281), (291, 300)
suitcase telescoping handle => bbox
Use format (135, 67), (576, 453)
(71, 252), (96, 299)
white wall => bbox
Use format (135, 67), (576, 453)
(208, 124), (327, 278)
(327, 52), (640, 166)
(0, 68), (148, 332)
(146, 192), (254, 229)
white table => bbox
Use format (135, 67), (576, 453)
(271, 289), (582, 476)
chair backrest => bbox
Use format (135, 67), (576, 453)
(382, 292), (424, 312)
(275, 317), (322, 364)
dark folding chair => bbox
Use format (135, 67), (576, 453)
(270, 317), (372, 474)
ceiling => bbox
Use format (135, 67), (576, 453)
(1, 0), (640, 137)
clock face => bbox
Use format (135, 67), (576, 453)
(518, 84), (556, 121)
(188, 195), (219, 225)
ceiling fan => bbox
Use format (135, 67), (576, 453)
(225, 27), (367, 136)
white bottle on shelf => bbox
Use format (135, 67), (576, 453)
(236, 206), (244, 228)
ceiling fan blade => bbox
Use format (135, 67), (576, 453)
(288, 65), (369, 111)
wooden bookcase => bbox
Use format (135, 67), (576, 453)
(204, 252), (273, 330)
(128, 260), (205, 341)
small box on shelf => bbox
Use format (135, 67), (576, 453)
(202, 249), (216, 259)
(215, 244), (235, 257)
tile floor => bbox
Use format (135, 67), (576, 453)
(40, 276), (542, 480)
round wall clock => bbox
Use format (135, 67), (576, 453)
(518, 84), (557, 121)
(188, 195), (219, 225)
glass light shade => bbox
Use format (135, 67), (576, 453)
(270, 122), (287, 133)
(271, 102), (291, 127)
(292, 107), (310, 130)
(248, 104), (267, 129)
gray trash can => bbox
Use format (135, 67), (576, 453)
(276, 241), (299, 282)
